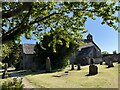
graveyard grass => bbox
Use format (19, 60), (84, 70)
(25, 62), (118, 88)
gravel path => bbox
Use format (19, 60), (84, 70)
(11, 71), (36, 89)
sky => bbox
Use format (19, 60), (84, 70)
(84, 17), (118, 54)
(21, 16), (119, 54)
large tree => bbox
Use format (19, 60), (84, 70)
(2, 2), (120, 49)
(34, 31), (81, 69)
(1, 2), (120, 70)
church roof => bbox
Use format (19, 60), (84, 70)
(21, 34), (101, 55)
(75, 37), (101, 58)
(77, 46), (94, 57)
(22, 44), (35, 54)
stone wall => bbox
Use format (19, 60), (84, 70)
(103, 54), (120, 64)
(94, 58), (102, 64)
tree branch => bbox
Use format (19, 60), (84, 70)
(73, 9), (98, 13)
(2, 5), (33, 43)
(2, 12), (62, 43)
(1, 2), (32, 19)
(30, 12), (62, 25)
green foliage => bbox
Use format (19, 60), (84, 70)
(2, 2), (120, 50)
(2, 41), (21, 68)
(2, 78), (24, 90)
(102, 51), (109, 55)
(2, 2), (120, 69)
(34, 32), (81, 69)
(0, 62), (5, 69)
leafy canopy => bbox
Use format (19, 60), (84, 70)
(2, 2), (120, 51)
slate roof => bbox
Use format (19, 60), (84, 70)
(78, 41), (94, 51)
(21, 34), (101, 56)
(22, 44), (35, 54)
(77, 46), (94, 57)
(76, 38), (101, 58)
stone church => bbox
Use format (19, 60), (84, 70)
(70, 34), (102, 65)
(20, 34), (102, 70)
(20, 44), (36, 70)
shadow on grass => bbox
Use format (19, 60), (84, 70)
(105, 66), (114, 69)
(85, 73), (98, 76)
(10, 68), (65, 77)
(7, 69), (16, 72)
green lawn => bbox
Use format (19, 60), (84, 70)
(25, 63), (118, 88)
(0, 63), (118, 88)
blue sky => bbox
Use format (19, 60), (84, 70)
(21, 17), (119, 54)
(84, 17), (118, 54)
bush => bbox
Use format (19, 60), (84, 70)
(0, 62), (5, 69)
(2, 77), (24, 90)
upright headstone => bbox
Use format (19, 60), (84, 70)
(77, 64), (81, 70)
(118, 54), (120, 63)
(108, 60), (114, 68)
(46, 57), (52, 73)
(2, 63), (8, 79)
(71, 63), (74, 70)
(89, 58), (98, 75)
(100, 61), (103, 65)
(90, 58), (94, 64)
(89, 64), (98, 75)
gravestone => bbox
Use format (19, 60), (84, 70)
(77, 64), (81, 70)
(89, 58), (98, 75)
(108, 60), (114, 68)
(71, 63), (74, 70)
(90, 58), (94, 64)
(46, 57), (52, 73)
(100, 61), (103, 65)
(89, 64), (98, 75)
(2, 63), (8, 79)
(117, 54), (120, 63)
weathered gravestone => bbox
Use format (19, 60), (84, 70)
(2, 63), (8, 79)
(90, 58), (94, 64)
(46, 57), (52, 73)
(71, 63), (74, 70)
(89, 58), (98, 75)
(117, 54), (120, 63)
(89, 64), (98, 75)
(100, 61), (103, 65)
(77, 64), (81, 70)
(108, 60), (114, 68)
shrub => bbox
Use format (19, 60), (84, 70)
(2, 77), (24, 90)
(0, 62), (5, 69)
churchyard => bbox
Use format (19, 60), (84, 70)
(0, 62), (118, 88)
